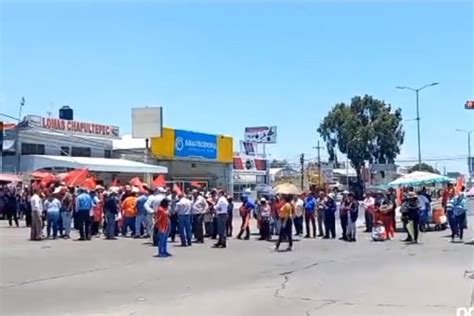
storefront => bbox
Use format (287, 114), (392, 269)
(150, 127), (234, 192)
(1, 115), (167, 181)
(233, 154), (268, 199)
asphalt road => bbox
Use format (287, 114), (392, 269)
(1, 202), (473, 316)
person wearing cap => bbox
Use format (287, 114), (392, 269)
(226, 195), (234, 237)
(258, 197), (271, 241)
(60, 186), (74, 239)
(345, 193), (359, 242)
(104, 188), (120, 240)
(323, 192), (337, 239)
(44, 192), (61, 239)
(191, 190), (207, 243)
(176, 192), (193, 247)
(213, 190), (229, 248)
(237, 194), (255, 240)
(134, 189), (149, 238)
(121, 188), (138, 237)
(75, 188), (94, 241)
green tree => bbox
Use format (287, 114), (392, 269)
(317, 95), (405, 182)
(408, 163), (440, 174)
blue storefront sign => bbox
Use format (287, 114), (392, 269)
(174, 129), (217, 160)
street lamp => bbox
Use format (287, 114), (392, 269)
(455, 129), (473, 188)
(396, 82), (439, 166)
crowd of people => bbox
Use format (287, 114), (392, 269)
(0, 181), (469, 257)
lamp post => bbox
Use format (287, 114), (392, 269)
(456, 129), (473, 188)
(396, 82), (439, 166)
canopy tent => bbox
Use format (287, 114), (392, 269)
(20, 155), (168, 174)
(388, 171), (450, 187)
(0, 173), (22, 183)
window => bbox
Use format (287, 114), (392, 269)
(21, 143), (45, 155)
(104, 150), (112, 158)
(71, 147), (91, 157)
(60, 146), (70, 156)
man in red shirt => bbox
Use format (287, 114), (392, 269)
(155, 199), (171, 258)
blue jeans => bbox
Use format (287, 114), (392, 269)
(105, 212), (116, 239)
(157, 230), (169, 256)
(122, 216), (136, 237)
(178, 214), (192, 246)
(135, 214), (148, 237)
(47, 212), (60, 238)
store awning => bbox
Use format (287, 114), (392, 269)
(20, 155), (168, 174)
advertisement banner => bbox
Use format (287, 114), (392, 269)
(241, 141), (256, 156)
(174, 129), (217, 159)
(244, 126), (277, 143)
(465, 100), (474, 110)
(233, 156), (267, 171)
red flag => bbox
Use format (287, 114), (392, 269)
(84, 177), (96, 190)
(31, 170), (53, 179)
(153, 175), (166, 187)
(40, 174), (56, 187)
(129, 177), (145, 192)
(190, 181), (202, 187)
(64, 168), (89, 187)
(173, 183), (183, 195)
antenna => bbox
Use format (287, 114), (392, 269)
(46, 102), (54, 117)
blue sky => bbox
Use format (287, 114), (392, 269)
(1, 0), (473, 173)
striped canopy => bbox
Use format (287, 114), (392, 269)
(388, 171), (451, 187)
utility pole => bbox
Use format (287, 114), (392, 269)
(313, 141), (323, 187)
(300, 153), (305, 190)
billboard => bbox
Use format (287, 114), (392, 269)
(244, 126), (277, 143)
(465, 100), (474, 110)
(150, 128), (233, 163)
(132, 107), (163, 138)
(174, 130), (217, 159)
(241, 141), (256, 156)
(233, 156), (267, 171)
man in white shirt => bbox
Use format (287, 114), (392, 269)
(213, 190), (229, 248)
(362, 193), (375, 232)
(192, 190), (207, 243)
(176, 193), (193, 247)
(293, 196), (305, 237)
(30, 189), (43, 241)
(144, 187), (167, 240)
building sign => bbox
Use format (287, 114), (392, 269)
(174, 129), (217, 159)
(26, 115), (119, 138)
(233, 156), (267, 171)
(241, 141), (256, 156)
(244, 126), (277, 143)
(465, 100), (474, 110)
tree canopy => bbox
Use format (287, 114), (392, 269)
(317, 95), (404, 181)
(269, 159), (289, 168)
(408, 163), (440, 174)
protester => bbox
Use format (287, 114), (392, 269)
(346, 193), (359, 242)
(387, 187), (397, 231)
(30, 188), (43, 241)
(91, 186), (104, 237)
(75, 188), (94, 241)
(176, 192), (193, 247)
(104, 188), (120, 240)
(270, 196), (282, 236)
(258, 198), (271, 241)
(379, 193), (395, 240)
(304, 192), (317, 238)
(121, 188), (138, 237)
(361, 192), (375, 232)
(323, 192), (337, 239)
(155, 198), (171, 258)
(274, 195), (293, 252)
(204, 192), (215, 238)
(316, 191), (326, 237)
(44, 192), (61, 239)
(417, 190), (430, 232)
(453, 186), (467, 242)
(191, 190), (207, 243)
(210, 190), (219, 240)
(405, 192), (420, 244)
(226, 195), (234, 237)
(293, 195), (304, 237)
(339, 192), (350, 241)
(237, 194), (255, 240)
(213, 190), (229, 248)
(59, 187), (74, 239)
(5, 188), (19, 228)
(168, 190), (179, 243)
(145, 187), (167, 242)
(20, 190), (32, 228)
(134, 189), (149, 238)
